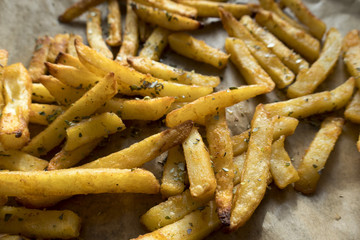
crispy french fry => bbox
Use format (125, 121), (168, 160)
(55, 52), (88, 72)
(31, 83), (56, 103)
(240, 15), (309, 74)
(342, 30), (360, 86)
(22, 72), (117, 157)
(233, 152), (246, 185)
(1, 63), (31, 150)
(256, 9), (320, 62)
(0, 50), (8, 111)
(168, 32), (229, 69)
(295, 117), (344, 194)
(229, 104), (273, 231)
(67, 34), (83, 57)
(287, 28), (342, 98)
(206, 109), (234, 226)
(344, 90), (360, 124)
(128, 56), (220, 87)
(78, 121), (193, 169)
(132, 3), (200, 31)
(166, 85), (269, 127)
(47, 34), (69, 63)
(138, 27), (170, 61)
(133, 0), (198, 18)
(0, 150), (48, 171)
(279, 0), (326, 40)
(58, 0), (106, 23)
(87, 8), (113, 59)
(106, 0), (122, 46)
(270, 135), (299, 189)
(0, 206), (81, 239)
(182, 127), (216, 201)
(28, 36), (52, 82)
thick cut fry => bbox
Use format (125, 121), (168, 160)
(206, 109), (234, 226)
(233, 152), (246, 185)
(78, 121), (193, 169)
(128, 56), (220, 87)
(230, 104), (273, 231)
(166, 85), (269, 127)
(160, 146), (187, 198)
(67, 34), (83, 57)
(1, 63), (31, 150)
(29, 104), (63, 125)
(256, 10), (320, 62)
(169, 33), (229, 69)
(58, 0), (106, 23)
(240, 15), (309, 74)
(225, 37), (275, 90)
(31, 83), (56, 103)
(0, 150), (48, 171)
(342, 30), (360, 86)
(106, 0), (122, 46)
(55, 52), (88, 72)
(287, 28), (342, 98)
(0, 50), (8, 111)
(87, 8), (113, 59)
(47, 34), (69, 63)
(220, 8), (294, 88)
(132, 3), (200, 31)
(295, 117), (344, 194)
(28, 36), (52, 82)
(270, 135), (299, 189)
(22, 73), (117, 156)
(139, 27), (170, 61)
(182, 127), (216, 201)
(279, 0), (326, 40)
(133, 0), (197, 18)
(345, 90), (360, 124)
(135, 201), (220, 240)
(0, 206), (81, 239)
(0, 168), (159, 196)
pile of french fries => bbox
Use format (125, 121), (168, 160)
(0, 0), (359, 239)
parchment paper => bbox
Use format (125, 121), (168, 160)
(0, 0), (360, 239)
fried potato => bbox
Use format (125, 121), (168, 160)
(138, 19), (153, 43)
(168, 32), (229, 69)
(134, 0), (197, 18)
(229, 104), (273, 231)
(0, 50), (8, 110)
(0, 150), (48, 171)
(233, 152), (246, 185)
(22, 72), (117, 156)
(132, 3), (200, 31)
(287, 28), (342, 98)
(67, 34), (83, 58)
(342, 30), (360, 86)
(0, 206), (81, 239)
(240, 15), (309, 74)
(344, 90), (360, 124)
(1, 63), (31, 150)
(256, 9), (320, 62)
(138, 27), (171, 61)
(58, 0), (106, 23)
(55, 52), (88, 72)
(78, 121), (193, 169)
(47, 34), (69, 63)
(87, 8), (113, 59)
(31, 83), (56, 103)
(206, 109), (234, 226)
(295, 117), (344, 194)
(166, 84), (269, 127)
(106, 0), (122, 47)
(28, 36), (52, 82)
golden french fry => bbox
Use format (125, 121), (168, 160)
(342, 30), (360, 87)
(47, 34), (69, 63)
(166, 85), (269, 127)
(0, 206), (81, 239)
(58, 0), (106, 23)
(295, 117), (344, 194)
(67, 34), (83, 57)
(1, 63), (31, 150)
(0, 50), (8, 111)
(233, 152), (246, 185)
(31, 83), (56, 103)
(138, 27), (170, 61)
(22, 72), (117, 157)
(287, 28), (342, 98)
(106, 0), (122, 47)
(255, 9), (320, 62)
(169, 32), (229, 69)
(345, 90), (360, 124)
(229, 104), (273, 231)
(0, 150), (48, 171)
(28, 36), (52, 82)
(55, 52), (88, 72)
(133, 0), (198, 18)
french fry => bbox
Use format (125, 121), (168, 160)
(138, 19), (153, 43)
(287, 28), (342, 98)
(22, 72), (117, 157)
(67, 34), (83, 57)
(168, 32), (229, 69)
(47, 33), (69, 63)
(206, 109), (234, 226)
(106, 0), (122, 47)
(55, 52), (88, 72)
(132, 3), (200, 31)
(233, 152), (246, 185)
(87, 8), (113, 59)
(0, 206), (81, 239)
(138, 27), (171, 61)
(279, 0), (326, 40)
(28, 36), (52, 82)
(31, 83), (56, 103)
(166, 85), (269, 127)
(220, 8), (294, 88)
(182, 127), (216, 201)
(344, 90), (360, 124)
(255, 9), (320, 62)
(1, 63), (31, 150)
(342, 30), (360, 86)
(270, 135), (299, 189)
(0, 150), (48, 171)
(78, 121), (193, 169)
(0, 49), (8, 111)
(229, 104), (273, 231)
(295, 117), (344, 194)
(240, 15), (309, 74)
(133, 0), (198, 18)
(58, 0), (106, 23)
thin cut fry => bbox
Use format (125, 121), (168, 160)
(67, 34), (83, 57)
(58, 0), (106, 23)
(106, 0), (122, 46)
(138, 27), (171, 61)
(28, 36), (52, 82)
(342, 30), (360, 86)
(344, 90), (360, 124)
(133, 0), (198, 18)
(31, 83), (56, 103)
(47, 34), (69, 63)
(0, 150), (48, 171)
